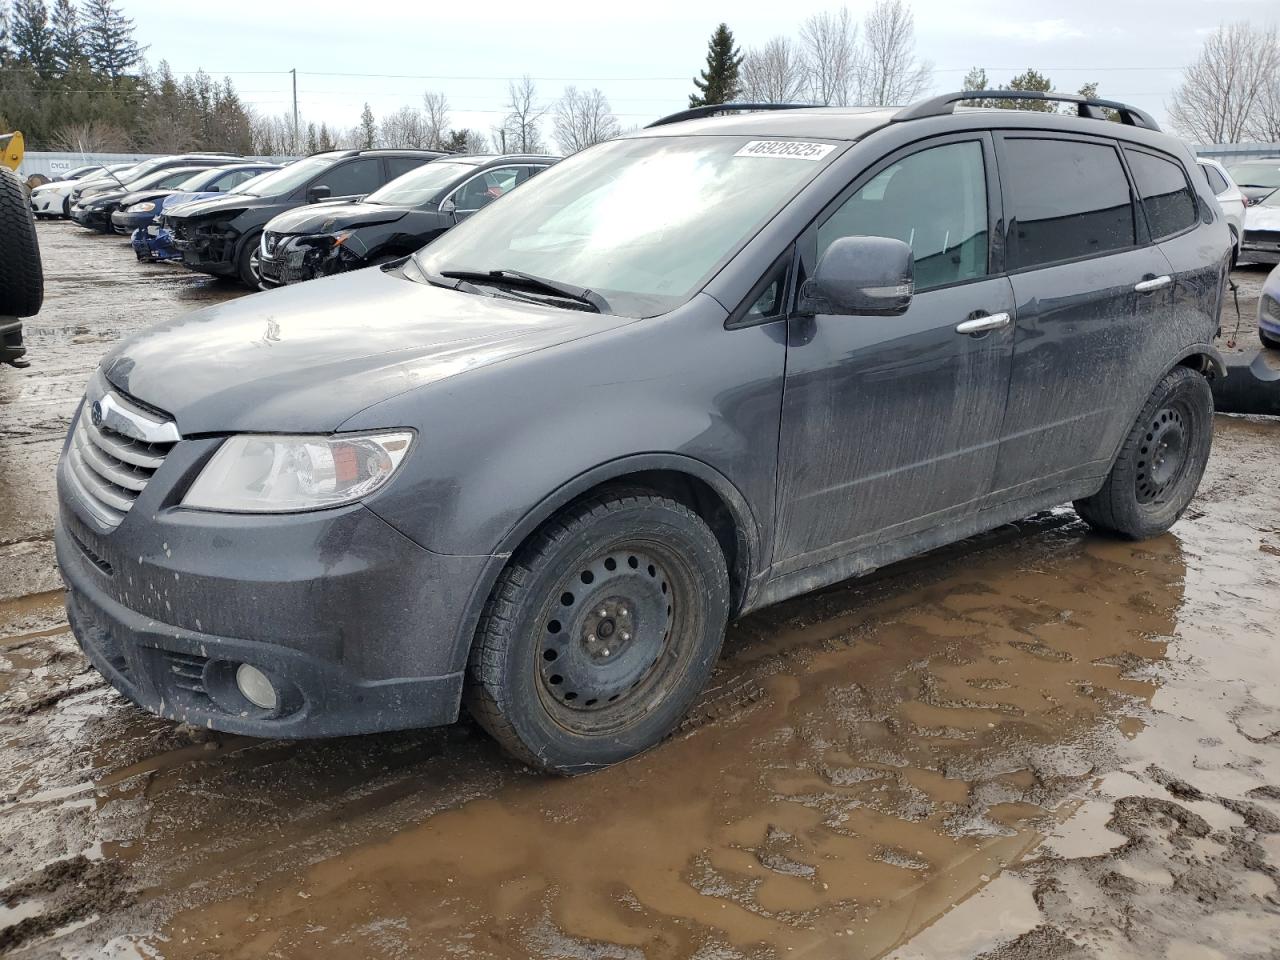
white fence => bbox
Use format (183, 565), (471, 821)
(1194, 143), (1280, 162)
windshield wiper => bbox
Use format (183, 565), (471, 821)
(440, 268), (610, 314)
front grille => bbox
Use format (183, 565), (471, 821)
(163, 650), (210, 697)
(1244, 229), (1280, 246)
(65, 390), (178, 529)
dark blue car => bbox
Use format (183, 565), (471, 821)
(126, 165), (280, 260)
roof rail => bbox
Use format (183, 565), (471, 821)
(646, 102), (810, 129)
(892, 90), (1160, 131)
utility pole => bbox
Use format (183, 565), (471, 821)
(290, 68), (299, 151)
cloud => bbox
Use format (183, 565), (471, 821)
(987, 19), (1086, 44)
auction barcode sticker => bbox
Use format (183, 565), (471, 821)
(734, 140), (836, 161)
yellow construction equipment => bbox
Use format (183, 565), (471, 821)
(0, 130), (24, 172)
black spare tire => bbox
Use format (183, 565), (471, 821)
(0, 166), (44, 318)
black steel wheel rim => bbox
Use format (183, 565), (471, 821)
(1136, 403), (1190, 504)
(536, 544), (682, 733)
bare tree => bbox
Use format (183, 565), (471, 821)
(422, 91), (450, 150)
(49, 119), (132, 153)
(740, 36), (806, 103)
(1169, 22), (1280, 144)
(463, 129), (489, 154)
(859, 0), (932, 106)
(1253, 73), (1280, 142)
(800, 8), (858, 106)
(498, 74), (548, 153)
(379, 105), (426, 148)
(553, 86), (620, 154)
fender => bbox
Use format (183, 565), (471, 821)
(448, 453), (763, 676)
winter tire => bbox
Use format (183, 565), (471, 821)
(0, 167), (43, 318)
(237, 231), (263, 288)
(1073, 366), (1213, 540)
(466, 490), (731, 774)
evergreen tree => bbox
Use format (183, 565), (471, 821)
(82, 0), (143, 80)
(11, 0), (55, 78)
(305, 120), (317, 153)
(689, 23), (742, 107)
(49, 0), (79, 74)
(358, 102), (377, 148)
(962, 67), (988, 93)
(317, 121), (335, 151)
(999, 69), (1055, 111)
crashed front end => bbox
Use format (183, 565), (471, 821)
(258, 230), (369, 288)
(166, 213), (244, 277)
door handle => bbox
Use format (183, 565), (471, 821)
(1134, 275), (1172, 293)
(955, 312), (1011, 335)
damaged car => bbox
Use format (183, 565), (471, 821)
(71, 165), (222, 232)
(132, 168), (283, 263)
(162, 149), (445, 287)
(258, 154), (556, 288)
(57, 93), (1229, 774)
(112, 163), (279, 236)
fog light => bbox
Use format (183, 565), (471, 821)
(235, 663), (279, 710)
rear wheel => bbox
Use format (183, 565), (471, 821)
(1073, 366), (1213, 540)
(466, 490), (730, 774)
(236, 232), (263, 288)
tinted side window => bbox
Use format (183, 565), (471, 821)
(318, 158), (381, 197)
(211, 169), (253, 191)
(1201, 163), (1229, 196)
(1126, 149), (1198, 240)
(817, 140), (989, 292)
(454, 166), (528, 212)
(1004, 138), (1134, 270)
(387, 156), (429, 180)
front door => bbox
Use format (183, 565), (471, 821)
(775, 134), (1015, 567)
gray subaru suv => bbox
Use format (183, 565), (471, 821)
(56, 91), (1229, 773)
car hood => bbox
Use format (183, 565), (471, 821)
(101, 265), (635, 435)
(167, 192), (264, 220)
(118, 188), (177, 208)
(267, 201), (411, 236)
(1247, 204), (1280, 230)
(83, 188), (128, 206)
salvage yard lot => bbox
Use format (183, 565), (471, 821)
(2, 222), (1280, 959)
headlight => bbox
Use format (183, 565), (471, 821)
(128, 201), (155, 213)
(182, 432), (414, 512)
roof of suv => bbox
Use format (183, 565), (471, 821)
(306, 149), (448, 160)
(443, 153), (560, 166)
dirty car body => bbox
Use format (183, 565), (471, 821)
(56, 96), (1230, 767)
(257, 154), (556, 288)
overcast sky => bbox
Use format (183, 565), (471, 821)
(129, 0), (1278, 145)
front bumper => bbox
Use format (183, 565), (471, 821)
(56, 430), (490, 737)
(30, 191), (62, 215)
(258, 234), (348, 288)
(112, 210), (154, 234)
(1241, 232), (1280, 265)
(168, 221), (241, 276)
(71, 205), (111, 230)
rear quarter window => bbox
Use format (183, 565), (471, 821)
(1002, 137), (1136, 270)
(1201, 163), (1229, 196)
(1126, 149), (1199, 240)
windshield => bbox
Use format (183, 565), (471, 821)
(413, 135), (840, 317)
(125, 167), (203, 192)
(175, 169), (221, 191)
(366, 161), (474, 206)
(1227, 163), (1280, 188)
(230, 155), (337, 197)
(1261, 188), (1280, 208)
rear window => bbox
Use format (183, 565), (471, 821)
(1201, 163), (1229, 196)
(1126, 149), (1198, 240)
(1003, 137), (1135, 270)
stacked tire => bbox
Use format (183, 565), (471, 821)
(1, 166), (42, 367)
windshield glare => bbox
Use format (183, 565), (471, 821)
(414, 136), (838, 317)
(232, 156), (337, 197)
(366, 161), (475, 206)
(1227, 163), (1280, 188)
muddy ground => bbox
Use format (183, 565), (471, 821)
(1, 224), (1279, 959)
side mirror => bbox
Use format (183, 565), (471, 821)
(800, 235), (914, 317)
(439, 197), (456, 216)
(307, 184), (332, 203)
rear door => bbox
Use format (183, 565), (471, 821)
(775, 133), (1016, 566)
(990, 133), (1171, 496)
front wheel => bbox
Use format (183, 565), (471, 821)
(236, 232), (263, 288)
(466, 490), (730, 774)
(1073, 366), (1213, 540)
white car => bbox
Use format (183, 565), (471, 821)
(1197, 157), (1245, 266)
(28, 163), (134, 219)
(1259, 263), (1280, 350)
(1241, 188), (1280, 267)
